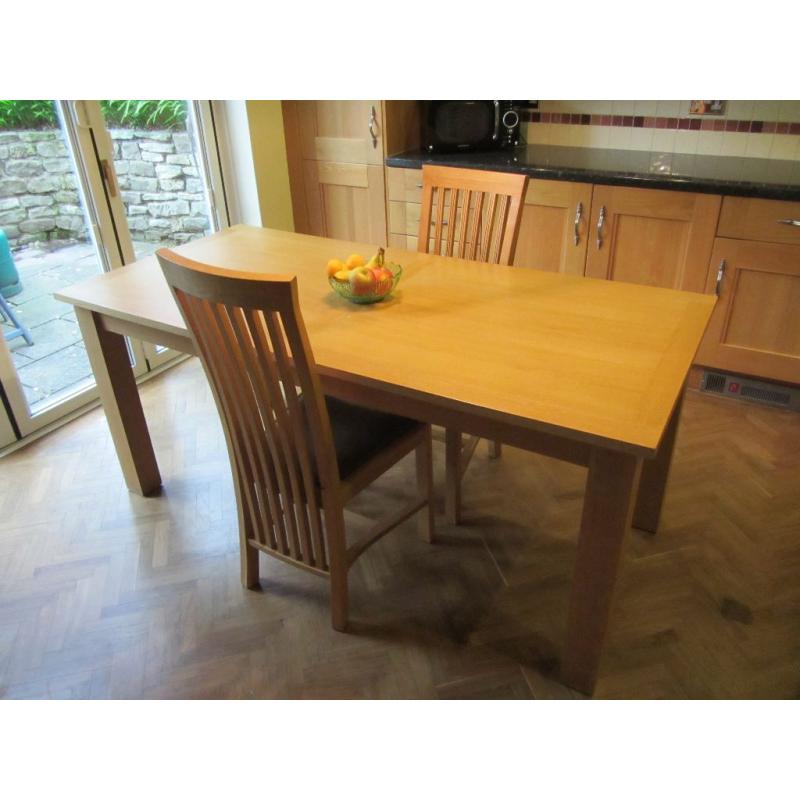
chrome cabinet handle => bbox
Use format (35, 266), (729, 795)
(715, 259), (727, 296)
(368, 106), (378, 149)
(574, 201), (583, 245)
(596, 205), (606, 249)
(777, 218), (800, 227)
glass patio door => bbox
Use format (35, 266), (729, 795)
(95, 100), (227, 369)
(0, 100), (227, 444)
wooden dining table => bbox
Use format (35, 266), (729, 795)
(55, 224), (716, 695)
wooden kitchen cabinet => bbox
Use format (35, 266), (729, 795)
(695, 238), (800, 385)
(513, 180), (593, 275)
(283, 101), (388, 245)
(584, 185), (721, 293)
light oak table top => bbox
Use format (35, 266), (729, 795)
(57, 224), (715, 457)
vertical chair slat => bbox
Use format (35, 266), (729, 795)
(177, 293), (269, 548)
(458, 189), (471, 259)
(229, 307), (302, 552)
(480, 193), (498, 262)
(208, 301), (293, 557)
(244, 310), (314, 565)
(245, 307), (326, 568)
(445, 188), (458, 256)
(433, 187), (446, 255)
(468, 192), (485, 260)
(184, 295), (274, 551)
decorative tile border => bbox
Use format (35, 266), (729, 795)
(522, 112), (800, 135)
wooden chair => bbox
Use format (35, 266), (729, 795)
(157, 248), (435, 631)
(417, 164), (528, 524)
(417, 165), (528, 524)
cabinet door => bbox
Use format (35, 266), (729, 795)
(295, 100), (384, 166)
(303, 161), (386, 245)
(696, 238), (800, 384)
(513, 180), (592, 275)
(585, 186), (721, 292)
(283, 101), (387, 245)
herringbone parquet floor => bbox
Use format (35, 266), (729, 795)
(1, 357), (798, 699)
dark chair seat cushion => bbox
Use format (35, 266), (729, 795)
(324, 395), (420, 479)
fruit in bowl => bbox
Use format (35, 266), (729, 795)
(327, 247), (402, 304)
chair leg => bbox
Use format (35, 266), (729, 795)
(445, 428), (462, 525)
(489, 440), (502, 459)
(241, 541), (260, 589)
(330, 564), (349, 631)
(415, 429), (435, 543)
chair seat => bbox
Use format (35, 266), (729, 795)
(324, 396), (420, 479)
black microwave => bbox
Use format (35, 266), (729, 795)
(422, 100), (525, 152)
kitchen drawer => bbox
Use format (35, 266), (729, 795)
(717, 197), (800, 245)
(387, 167), (423, 203)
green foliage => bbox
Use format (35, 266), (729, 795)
(0, 100), (58, 129)
(100, 100), (187, 130)
(0, 100), (188, 130)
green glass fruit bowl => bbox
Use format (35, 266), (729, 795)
(328, 262), (402, 304)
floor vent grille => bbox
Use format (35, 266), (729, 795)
(700, 371), (799, 411)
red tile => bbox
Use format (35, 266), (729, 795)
(713, 120), (725, 132)
(601, 115), (612, 126)
(656, 117), (668, 128)
(678, 118), (690, 130)
(666, 118), (678, 129)
(790, 123), (800, 135)
(737, 120), (750, 132)
(762, 121), (776, 133)
(701, 119), (714, 130)
(725, 120), (738, 132)
(777, 122), (790, 134)
(644, 117), (656, 128)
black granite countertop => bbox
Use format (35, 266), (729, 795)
(385, 145), (800, 201)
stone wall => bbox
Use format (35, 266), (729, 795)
(0, 128), (210, 251)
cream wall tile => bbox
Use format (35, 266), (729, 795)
(696, 132), (724, 155)
(750, 101), (780, 121)
(549, 124), (571, 146)
(721, 132), (748, 156)
(587, 125), (610, 148)
(628, 129), (654, 151)
(611, 101), (636, 116)
(677, 101), (691, 117)
(527, 122), (550, 145)
(727, 100), (754, 119)
(634, 101), (658, 117)
(673, 130), (699, 155)
(656, 100), (681, 117)
(769, 134), (800, 160)
(608, 127), (632, 149)
(777, 101), (800, 122)
(568, 125), (592, 147)
(745, 133), (775, 158)
(651, 130), (677, 152)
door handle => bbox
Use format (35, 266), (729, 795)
(574, 201), (583, 245)
(715, 259), (727, 296)
(368, 106), (379, 149)
(777, 218), (800, 227)
(596, 205), (606, 249)
(100, 158), (118, 198)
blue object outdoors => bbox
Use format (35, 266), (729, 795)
(0, 229), (23, 298)
(0, 292), (33, 346)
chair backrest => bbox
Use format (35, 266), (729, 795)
(418, 165), (528, 265)
(157, 248), (338, 573)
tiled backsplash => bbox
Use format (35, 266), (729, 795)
(524, 101), (800, 160)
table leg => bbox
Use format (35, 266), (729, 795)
(76, 308), (161, 496)
(633, 393), (684, 534)
(562, 447), (641, 695)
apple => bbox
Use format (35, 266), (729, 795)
(370, 266), (394, 295)
(349, 266), (376, 296)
